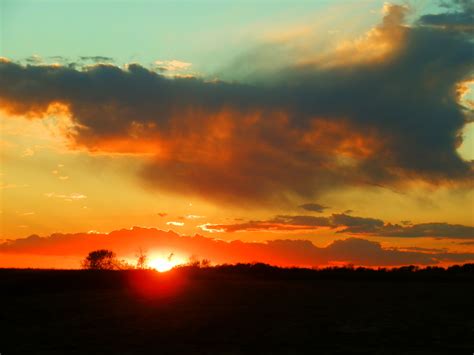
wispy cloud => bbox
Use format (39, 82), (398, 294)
(21, 147), (35, 157)
(185, 214), (205, 220)
(0, 183), (29, 189)
(79, 56), (114, 63)
(44, 192), (87, 201)
(299, 203), (328, 213)
(18, 211), (35, 216)
(153, 59), (192, 71)
(166, 221), (184, 227)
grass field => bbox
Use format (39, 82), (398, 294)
(1, 265), (473, 354)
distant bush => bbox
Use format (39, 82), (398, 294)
(185, 255), (212, 268)
(135, 248), (149, 270)
(81, 249), (119, 270)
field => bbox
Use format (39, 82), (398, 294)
(1, 265), (473, 354)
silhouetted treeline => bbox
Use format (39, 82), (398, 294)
(174, 262), (474, 281)
(1, 263), (473, 296)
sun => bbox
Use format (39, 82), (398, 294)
(148, 258), (174, 272)
(148, 254), (184, 272)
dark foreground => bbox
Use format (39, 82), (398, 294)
(1, 265), (474, 355)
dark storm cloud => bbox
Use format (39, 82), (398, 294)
(203, 213), (474, 240)
(1, 228), (473, 266)
(418, 0), (474, 32)
(0, 4), (472, 204)
(299, 203), (328, 213)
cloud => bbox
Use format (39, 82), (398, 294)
(397, 246), (448, 253)
(202, 213), (474, 240)
(331, 214), (384, 234)
(153, 59), (192, 72)
(44, 192), (87, 201)
(0, 183), (29, 189)
(0, 228), (472, 267)
(18, 211), (35, 216)
(185, 215), (205, 219)
(51, 164), (69, 180)
(200, 215), (332, 233)
(0, 4), (472, 205)
(418, 0), (474, 32)
(79, 56), (114, 63)
(49, 56), (68, 62)
(166, 221), (184, 227)
(24, 55), (43, 65)
(299, 203), (328, 213)
(20, 147), (35, 157)
(374, 222), (474, 239)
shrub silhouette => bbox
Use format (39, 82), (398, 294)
(201, 258), (211, 267)
(186, 255), (211, 268)
(82, 249), (118, 270)
(135, 248), (148, 269)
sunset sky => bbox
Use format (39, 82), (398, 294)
(0, 0), (473, 268)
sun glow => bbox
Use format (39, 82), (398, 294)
(148, 254), (184, 272)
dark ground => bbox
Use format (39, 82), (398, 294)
(1, 265), (473, 354)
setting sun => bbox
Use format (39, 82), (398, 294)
(148, 254), (184, 272)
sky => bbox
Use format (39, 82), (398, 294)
(0, 0), (473, 269)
